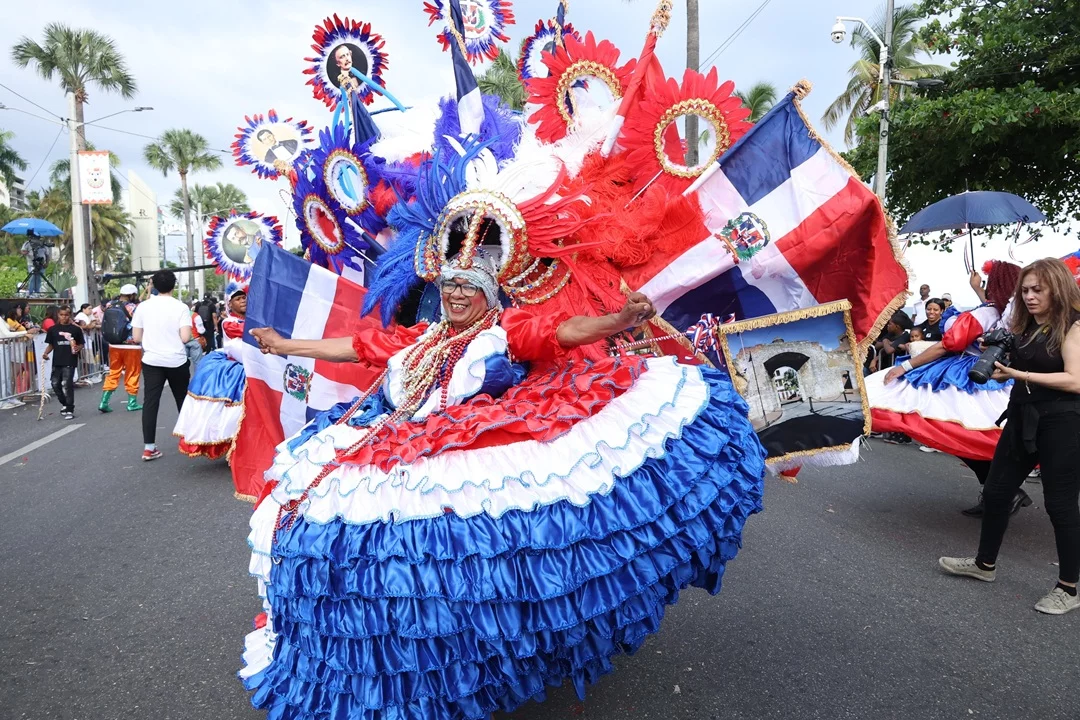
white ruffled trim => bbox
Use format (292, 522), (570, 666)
(239, 625), (276, 680)
(865, 369), (1008, 430)
(383, 325), (508, 420)
(247, 357), (710, 588)
(172, 396), (242, 444)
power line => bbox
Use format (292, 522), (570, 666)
(0, 104), (63, 126)
(0, 81), (62, 120)
(23, 125), (64, 189)
(698, 0), (775, 70)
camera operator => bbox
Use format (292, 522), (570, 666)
(940, 258), (1080, 615)
(19, 232), (52, 296)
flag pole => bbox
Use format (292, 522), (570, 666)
(600, 0), (674, 157)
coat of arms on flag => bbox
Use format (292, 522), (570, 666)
(283, 364), (313, 402)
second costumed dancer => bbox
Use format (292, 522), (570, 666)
(173, 285), (249, 460)
(866, 260), (1029, 515)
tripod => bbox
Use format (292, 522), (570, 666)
(20, 257), (58, 296)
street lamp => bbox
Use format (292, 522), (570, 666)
(833, 0), (895, 201)
(66, 102), (154, 306)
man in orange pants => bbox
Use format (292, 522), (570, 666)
(99, 284), (143, 413)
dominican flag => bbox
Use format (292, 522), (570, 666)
(623, 92), (908, 347)
(231, 243), (383, 499)
(449, 0), (483, 135)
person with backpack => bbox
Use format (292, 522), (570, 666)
(99, 284), (143, 413)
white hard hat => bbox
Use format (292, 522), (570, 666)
(120, 283), (138, 295)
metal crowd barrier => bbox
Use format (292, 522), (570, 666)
(0, 330), (108, 408)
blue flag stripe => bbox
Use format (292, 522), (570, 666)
(662, 269), (777, 336)
(718, 97), (820, 207)
(244, 243), (309, 346)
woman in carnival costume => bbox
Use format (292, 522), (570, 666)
(866, 260), (1029, 516)
(238, 129), (768, 717)
(173, 284), (249, 460)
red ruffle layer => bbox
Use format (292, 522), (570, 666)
(334, 356), (646, 470)
(871, 408), (1000, 461)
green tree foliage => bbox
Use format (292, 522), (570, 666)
(0, 129), (28, 188)
(477, 48), (527, 111)
(847, 0), (1080, 233)
(735, 82), (779, 123)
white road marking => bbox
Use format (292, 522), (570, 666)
(0, 424), (85, 467)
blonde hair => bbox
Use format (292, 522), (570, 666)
(1007, 258), (1080, 353)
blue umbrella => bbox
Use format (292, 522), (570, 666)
(1, 217), (63, 236)
(899, 191), (1045, 234)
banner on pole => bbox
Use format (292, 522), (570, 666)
(78, 150), (112, 205)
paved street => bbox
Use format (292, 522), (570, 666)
(2, 386), (1078, 720)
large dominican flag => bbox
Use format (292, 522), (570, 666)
(231, 244), (382, 500)
(623, 91), (908, 348)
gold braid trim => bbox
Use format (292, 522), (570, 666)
(787, 80), (913, 358)
(650, 0), (674, 36)
(446, 15), (470, 56)
(234, 492), (257, 504)
(717, 299), (852, 334)
(766, 441), (860, 467)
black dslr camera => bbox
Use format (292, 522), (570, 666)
(969, 327), (1014, 384)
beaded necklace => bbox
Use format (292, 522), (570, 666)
(275, 308), (501, 539)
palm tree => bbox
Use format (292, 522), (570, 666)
(478, 48), (526, 110)
(11, 24), (137, 150)
(0, 129), (28, 189)
(12, 24), (136, 302)
(144, 129), (222, 294)
(735, 82), (778, 123)
(822, 3), (945, 145)
(168, 182), (250, 226)
(48, 142), (123, 203)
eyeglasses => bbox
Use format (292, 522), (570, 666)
(440, 281), (480, 298)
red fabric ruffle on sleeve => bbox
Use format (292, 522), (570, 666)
(352, 319), (428, 367)
(222, 318), (244, 340)
(501, 307), (572, 364)
(941, 313), (984, 353)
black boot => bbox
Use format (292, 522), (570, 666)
(961, 493), (985, 518)
(1010, 489), (1033, 516)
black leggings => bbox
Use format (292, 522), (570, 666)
(141, 361), (189, 444)
(976, 410), (1080, 584)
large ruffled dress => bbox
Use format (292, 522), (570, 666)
(240, 307), (766, 719)
(866, 305), (1012, 460)
(174, 317), (247, 459)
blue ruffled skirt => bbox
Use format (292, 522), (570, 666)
(902, 353), (1011, 394)
(242, 359), (765, 719)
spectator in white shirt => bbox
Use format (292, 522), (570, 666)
(131, 270), (193, 462)
(909, 284), (931, 325)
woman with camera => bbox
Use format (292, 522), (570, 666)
(940, 258), (1080, 615)
(866, 261), (1025, 514)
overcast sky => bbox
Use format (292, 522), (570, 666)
(1, 0), (1074, 301)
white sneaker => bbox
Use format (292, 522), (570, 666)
(939, 556), (996, 582)
(919, 445), (940, 453)
(1034, 587), (1080, 615)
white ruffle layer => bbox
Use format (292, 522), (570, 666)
(172, 396), (242, 444)
(864, 369), (1008, 430)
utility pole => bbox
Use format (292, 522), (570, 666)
(66, 92), (91, 306)
(874, 0), (895, 200)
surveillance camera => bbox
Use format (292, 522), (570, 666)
(831, 21), (846, 44)
(868, 99), (888, 114)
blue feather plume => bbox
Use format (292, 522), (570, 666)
(434, 94), (522, 166)
(361, 141), (496, 325)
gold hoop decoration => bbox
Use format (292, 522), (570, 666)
(525, 31), (635, 143)
(415, 190), (528, 282)
(621, 67), (753, 194)
(302, 194), (346, 255)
